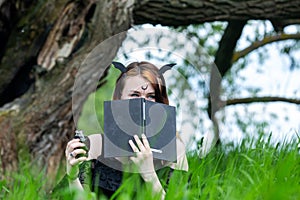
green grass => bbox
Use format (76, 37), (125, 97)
(1, 135), (299, 200)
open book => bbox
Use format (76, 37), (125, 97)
(103, 98), (177, 162)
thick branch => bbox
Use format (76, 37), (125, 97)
(133, 0), (300, 26)
(233, 33), (300, 62)
(223, 96), (300, 107)
(209, 20), (246, 117)
(208, 20), (246, 144)
(215, 20), (247, 76)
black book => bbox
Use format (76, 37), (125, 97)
(103, 98), (177, 162)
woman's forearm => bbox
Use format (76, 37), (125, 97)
(141, 172), (166, 200)
(68, 177), (84, 190)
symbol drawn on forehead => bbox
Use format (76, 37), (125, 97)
(141, 84), (148, 90)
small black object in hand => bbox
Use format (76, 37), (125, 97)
(74, 130), (88, 158)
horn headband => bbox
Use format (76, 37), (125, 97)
(112, 61), (176, 74)
(112, 61), (127, 73)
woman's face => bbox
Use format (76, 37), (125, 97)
(121, 75), (156, 102)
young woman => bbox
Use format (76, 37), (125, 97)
(64, 61), (188, 199)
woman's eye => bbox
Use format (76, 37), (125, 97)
(148, 95), (155, 99)
(130, 93), (140, 97)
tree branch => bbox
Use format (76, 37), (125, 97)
(133, 0), (300, 26)
(233, 33), (300, 62)
(215, 20), (247, 76)
(209, 20), (246, 118)
(208, 20), (247, 145)
(223, 96), (300, 107)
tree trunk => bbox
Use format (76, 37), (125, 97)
(0, 0), (133, 178)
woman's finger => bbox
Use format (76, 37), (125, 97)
(69, 156), (87, 166)
(133, 135), (146, 151)
(66, 139), (80, 152)
(70, 148), (87, 158)
(66, 138), (80, 147)
(68, 149), (87, 164)
(69, 151), (76, 158)
(129, 139), (139, 152)
(65, 139), (85, 156)
(141, 134), (150, 149)
(129, 156), (138, 166)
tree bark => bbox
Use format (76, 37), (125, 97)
(133, 0), (300, 26)
(0, 0), (133, 178)
(208, 20), (247, 145)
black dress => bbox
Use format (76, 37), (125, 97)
(52, 136), (176, 199)
(52, 158), (174, 199)
(79, 158), (174, 198)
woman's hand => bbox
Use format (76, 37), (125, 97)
(129, 134), (156, 180)
(65, 138), (87, 180)
(129, 134), (166, 199)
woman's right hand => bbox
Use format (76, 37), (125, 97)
(65, 138), (87, 180)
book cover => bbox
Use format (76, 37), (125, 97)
(103, 98), (177, 162)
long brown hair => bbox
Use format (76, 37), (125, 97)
(113, 61), (169, 105)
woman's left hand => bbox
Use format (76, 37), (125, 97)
(129, 134), (156, 180)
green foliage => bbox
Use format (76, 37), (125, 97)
(1, 151), (48, 199)
(2, 134), (299, 200)
(186, 137), (300, 200)
(77, 66), (121, 135)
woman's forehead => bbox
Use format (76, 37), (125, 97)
(123, 75), (154, 91)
